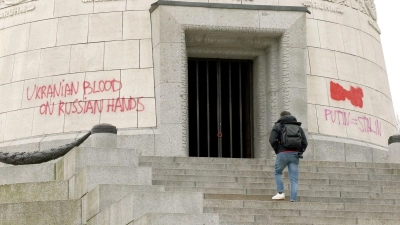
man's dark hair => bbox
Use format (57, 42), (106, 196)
(280, 111), (291, 117)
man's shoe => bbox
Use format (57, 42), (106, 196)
(272, 193), (285, 200)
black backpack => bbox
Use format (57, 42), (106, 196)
(280, 123), (302, 149)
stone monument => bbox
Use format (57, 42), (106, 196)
(0, 0), (397, 163)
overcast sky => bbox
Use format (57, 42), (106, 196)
(375, 1), (400, 121)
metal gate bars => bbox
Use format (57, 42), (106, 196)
(188, 58), (253, 158)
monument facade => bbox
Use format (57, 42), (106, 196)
(0, 0), (396, 162)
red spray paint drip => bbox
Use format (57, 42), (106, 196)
(330, 81), (364, 108)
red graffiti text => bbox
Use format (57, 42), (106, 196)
(27, 80), (79, 100)
(39, 97), (145, 116)
(324, 108), (381, 136)
(83, 79), (122, 95)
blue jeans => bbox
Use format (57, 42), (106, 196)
(274, 153), (299, 201)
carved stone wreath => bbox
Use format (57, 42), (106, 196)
(0, 132), (91, 165)
(0, 123), (117, 165)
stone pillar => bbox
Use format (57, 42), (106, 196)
(90, 124), (117, 148)
(388, 135), (400, 163)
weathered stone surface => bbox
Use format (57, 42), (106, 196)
(306, 18), (320, 48)
(335, 52), (360, 84)
(64, 113), (100, 133)
(3, 24), (30, 55)
(0, 0), (395, 164)
(0, 181), (68, 203)
(0, 55), (14, 85)
(12, 50), (40, 82)
(3, 108), (34, 141)
(138, 98), (157, 128)
(140, 39), (153, 68)
(318, 20), (344, 52)
(54, 0), (93, 17)
(39, 46), (71, 77)
(89, 12), (122, 42)
(94, 0), (126, 13)
(73, 166), (152, 198)
(104, 40), (139, 70)
(56, 147), (139, 181)
(123, 11), (152, 40)
(70, 43), (104, 73)
(0, 163), (54, 185)
(86, 184), (164, 221)
(25, 0), (55, 23)
(0, 200), (81, 225)
(359, 30), (377, 63)
(307, 76), (329, 106)
(57, 15), (89, 46)
(121, 68), (154, 98)
(118, 130), (155, 156)
(28, 19), (58, 50)
(388, 142), (400, 164)
(111, 191), (203, 224)
(341, 25), (364, 57)
(0, 82), (24, 114)
(91, 133), (117, 148)
(133, 213), (219, 225)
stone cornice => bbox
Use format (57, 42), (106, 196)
(150, 0), (311, 14)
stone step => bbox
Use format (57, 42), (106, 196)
(139, 156), (268, 165)
(258, 215), (400, 225)
(139, 156), (400, 169)
(204, 207), (400, 219)
(85, 184), (165, 222)
(297, 196), (399, 205)
(0, 181), (68, 203)
(152, 168), (400, 181)
(315, 166), (400, 175)
(164, 186), (252, 195)
(356, 218), (400, 225)
(219, 223), (312, 225)
(152, 174), (398, 191)
(152, 180), (400, 195)
(204, 194), (400, 205)
(164, 185), (394, 199)
(73, 166), (152, 199)
(204, 199), (400, 212)
(383, 186), (400, 193)
(140, 161), (400, 175)
(87, 190), (204, 225)
(0, 199), (81, 225)
(131, 213), (219, 225)
(153, 180), (277, 189)
(328, 179), (400, 186)
(0, 163), (54, 185)
(56, 147), (139, 180)
(218, 213), (367, 224)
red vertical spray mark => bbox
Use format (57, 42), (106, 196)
(330, 81), (364, 108)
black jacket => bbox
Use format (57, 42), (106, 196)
(269, 115), (308, 155)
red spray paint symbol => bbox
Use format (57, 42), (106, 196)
(330, 81), (364, 108)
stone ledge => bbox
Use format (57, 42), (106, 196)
(307, 133), (388, 163)
(149, 0), (311, 14)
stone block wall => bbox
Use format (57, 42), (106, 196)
(0, 0), (397, 160)
(0, 0), (157, 143)
(301, 0), (397, 148)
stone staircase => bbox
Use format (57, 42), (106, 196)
(0, 146), (399, 224)
(0, 147), (217, 225)
(140, 156), (400, 225)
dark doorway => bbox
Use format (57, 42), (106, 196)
(188, 58), (253, 158)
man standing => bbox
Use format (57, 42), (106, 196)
(269, 111), (308, 202)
